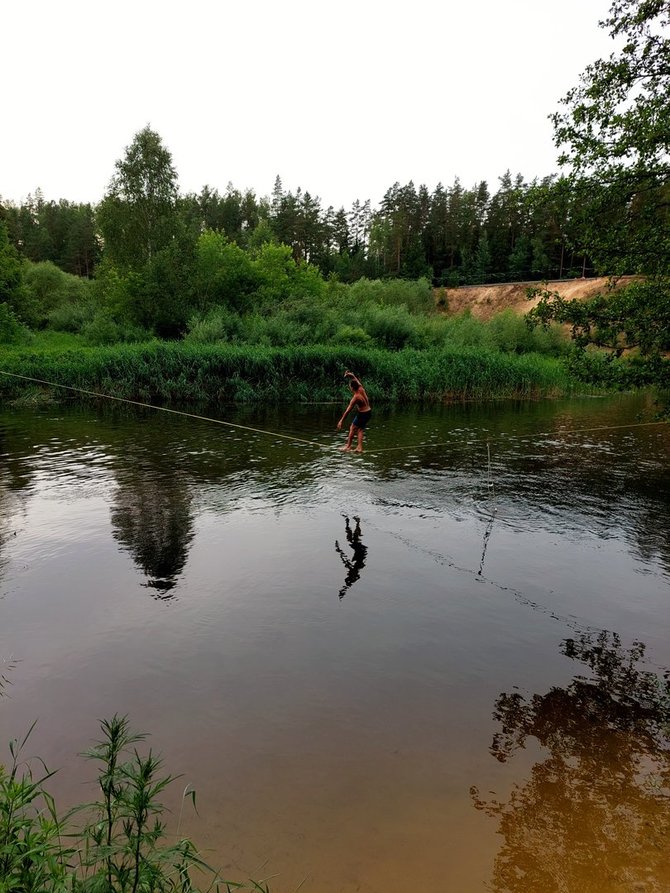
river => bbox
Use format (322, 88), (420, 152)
(0, 393), (668, 892)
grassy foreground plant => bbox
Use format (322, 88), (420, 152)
(0, 721), (71, 893)
(0, 716), (267, 893)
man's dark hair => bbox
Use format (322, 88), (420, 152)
(350, 380), (360, 391)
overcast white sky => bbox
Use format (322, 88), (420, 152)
(2, 0), (615, 210)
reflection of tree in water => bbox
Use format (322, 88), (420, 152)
(0, 436), (31, 693)
(0, 489), (22, 580)
(111, 473), (194, 598)
(472, 631), (670, 893)
(335, 516), (367, 600)
(0, 440), (32, 581)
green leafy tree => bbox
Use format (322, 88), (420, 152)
(98, 126), (179, 270)
(246, 218), (274, 252)
(239, 189), (261, 240)
(445, 177), (464, 272)
(530, 0), (670, 385)
(487, 171), (527, 276)
(194, 231), (259, 312)
(252, 243), (325, 304)
(508, 234), (532, 278)
(0, 222), (22, 306)
(95, 128), (204, 336)
(529, 278), (670, 388)
(300, 191), (326, 265)
(530, 235), (551, 278)
(63, 203), (100, 276)
(333, 247), (368, 283)
(523, 176), (580, 279)
(553, 0), (669, 185)
(424, 183), (449, 281)
(373, 181), (429, 278)
(551, 0), (670, 275)
(21, 260), (90, 328)
(446, 180), (490, 282)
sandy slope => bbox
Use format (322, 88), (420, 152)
(438, 275), (640, 320)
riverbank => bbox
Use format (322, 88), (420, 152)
(438, 275), (642, 321)
(0, 340), (578, 405)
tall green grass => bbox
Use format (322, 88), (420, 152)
(0, 716), (267, 892)
(0, 340), (576, 404)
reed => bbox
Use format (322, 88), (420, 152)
(0, 341), (576, 405)
(0, 717), (267, 892)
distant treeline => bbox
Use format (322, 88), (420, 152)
(2, 133), (643, 288)
(0, 124), (665, 350)
(1, 173), (601, 286)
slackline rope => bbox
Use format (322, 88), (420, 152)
(364, 419), (669, 453)
(0, 370), (667, 453)
(367, 517), (670, 673)
(0, 371), (330, 450)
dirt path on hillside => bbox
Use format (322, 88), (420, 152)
(438, 276), (640, 320)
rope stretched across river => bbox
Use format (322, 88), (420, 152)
(0, 371), (331, 449)
(365, 419), (669, 453)
(0, 370), (667, 453)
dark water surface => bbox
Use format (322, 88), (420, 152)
(0, 394), (669, 892)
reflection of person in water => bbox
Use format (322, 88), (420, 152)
(335, 515), (368, 599)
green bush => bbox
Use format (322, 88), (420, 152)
(47, 300), (97, 333)
(348, 277), (434, 313)
(240, 312), (310, 346)
(194, 231), (259, 312)
(0, 303), (32, 345)
(414, 316), (450, 348)
(332, 324), (373, 346)
(440, 310), (488, 348)
(92, 262), (139, 320)
(186, 306), (244, 343)
(21, 260), (91, 327)
(361, 304), (420, 349)
(252, 243), (326, 305)
(486, 309), (567, 356)
(82, 312), (148, 346)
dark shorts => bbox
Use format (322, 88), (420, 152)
(353, 409), (372, 429)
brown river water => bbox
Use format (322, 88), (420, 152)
(0, 393), (669, 892)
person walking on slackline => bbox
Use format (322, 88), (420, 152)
(337, 370), (372, 452)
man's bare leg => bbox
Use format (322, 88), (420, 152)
(339, 423), (356, 451)
(354, 428), (364, 452)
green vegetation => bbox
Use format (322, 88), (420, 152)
(0, 0), (666, 397)
(0, 715), (267, 892)
(530, 0), (670, 388)
(0, 339), (574, 405)
(0, 247), (576, 403)
(528, 279), (670, 389)
(551, 0), (669, 279)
